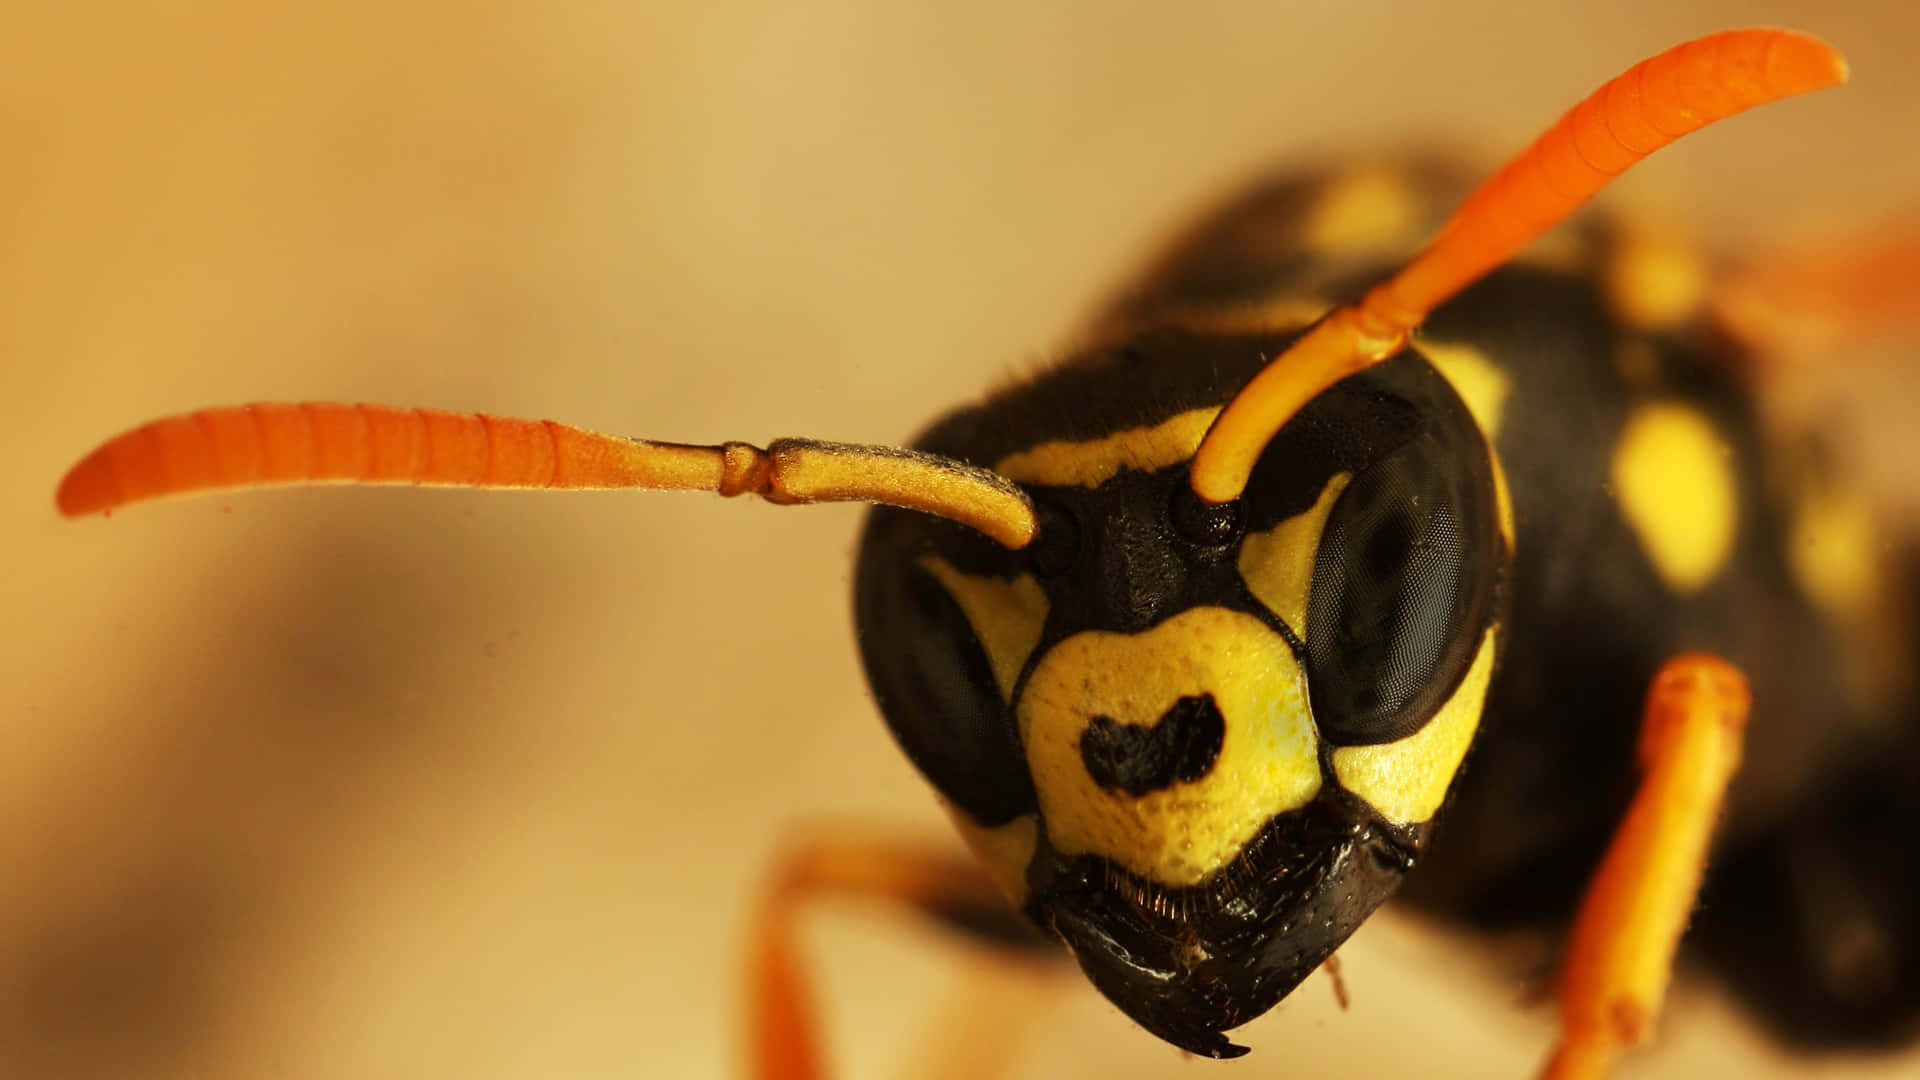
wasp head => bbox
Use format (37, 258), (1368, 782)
(856, 329), (1506, 1055)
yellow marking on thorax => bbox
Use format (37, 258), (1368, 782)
(1238, 472), (1351, 638)
(917, 555), (1049, 701)
(994, 406), (1221, 489)
(1417, 338), (1516, 549)
(1611, 403), (1738, 593)
(1303, 168), (1422, 255)
(1606, 227), (1707, 330)
(1018, 607), (1320, 888)
(1118, 296), (1333, 339)
(944, 807), (1039, 907)
(1332, 628), (1498, 825)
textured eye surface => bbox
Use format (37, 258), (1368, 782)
(854, 510), (1038, 825)
(1305, 438), (1493, 744)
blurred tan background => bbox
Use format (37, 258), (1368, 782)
(4, 2), (1917, 1078)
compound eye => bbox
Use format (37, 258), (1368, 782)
(1304, 442), (1489, 744)
(854, 508), (1041, 826)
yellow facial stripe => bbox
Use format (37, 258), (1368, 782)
(1237, 472), (1351, 638)
(1332, 628), (1498, 825)
(993, 406), (1220, 489)
(917, 555), (1049, 701)
(1416, 339), (1510, 441)
(1611, 402), (1738, 593)
(1303, 167), (1420, 255)
(1491, 450), (1516, 551)
(1019, 607), (1320, 888)
(1606, 227), (1707, 330)
(944, 807), (1039, 907)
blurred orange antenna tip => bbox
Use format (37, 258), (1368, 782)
(57, 448), (124, 517)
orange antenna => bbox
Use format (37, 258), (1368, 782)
(1188, 28), (1849, 504)
(57, 402), (1038, 549)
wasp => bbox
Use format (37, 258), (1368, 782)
(43, 25), (1920, 1080)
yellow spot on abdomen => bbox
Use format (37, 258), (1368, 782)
(1238, 472), (1350, 637)
(1782, 473), (1905, 709)
(1789, 484), (1879, 621)
(1611, 402), (1738, 593)
(994, 406), (1220, 488)
(917, 555), (1049, 701)
(1332, 629), (1498, 825)
(1019, 608), (1320, 888)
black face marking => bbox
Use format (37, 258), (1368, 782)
(1080, 693), (1226, 796)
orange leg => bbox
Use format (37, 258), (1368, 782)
(747, 830), (1056, 1080)
(1537, 654), (1751, 1080)
(1712, 214), (1920, 359)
